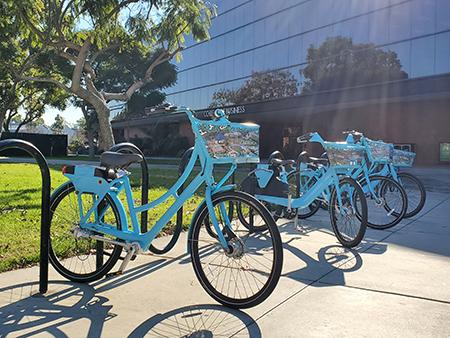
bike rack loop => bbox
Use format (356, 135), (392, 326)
(109, 143), (149, 233)
(176, 147), (194, 229)
(0, 139), (50, 294)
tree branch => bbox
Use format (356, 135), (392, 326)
(103, 47), (181, 101)
(18, 75), (71, 92)
(104, 0), (141, 21)
(59, 50), (96, 78)
(71, 39), (91, 93)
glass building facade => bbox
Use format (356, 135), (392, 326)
(165, 0), (450, 109)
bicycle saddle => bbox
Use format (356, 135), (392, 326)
(100, 151), (143, 169)
(308, 156), (329, 164)
(270, 158), (295, 166)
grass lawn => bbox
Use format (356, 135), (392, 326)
(0, 162), (228, 273)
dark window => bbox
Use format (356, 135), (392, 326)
(411, 36), (435, 77)
(435, 31), (450, 75)
(389, 2), (411, 42)
(440, 143), (450, 162)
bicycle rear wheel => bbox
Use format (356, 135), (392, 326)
(329, 177), (367, 248)
(358, 175), (407, 230)
(395, 172), (426, 218)
(189, 191), (283, 309)
(287, 170), (321, 219)
(49, 182), (123, 283)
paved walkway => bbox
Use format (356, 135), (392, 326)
(1, 185), (449, 336)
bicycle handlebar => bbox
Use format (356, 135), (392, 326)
(343, 130), (363, 136)
(296, 132), (313, 143)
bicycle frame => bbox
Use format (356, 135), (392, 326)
(255, 165), (344, 209)
(64, 109), (245, 252)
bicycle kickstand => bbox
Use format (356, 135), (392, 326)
(108, 243), (140, 277)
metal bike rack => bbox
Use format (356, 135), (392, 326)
(109, 143), (149, 233)
(176, 147), (194, 229)
(0, 139), (50, 294)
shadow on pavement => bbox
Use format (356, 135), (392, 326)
(278, 220), (388, 286)
(129, 304), (261, 338)
(0, 281), (113, 337)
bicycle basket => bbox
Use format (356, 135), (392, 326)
(392, 149), (415, 167)
(197, 121), (260, 163)
(365, 139), (393, 163)
(324, 142), (365, 168)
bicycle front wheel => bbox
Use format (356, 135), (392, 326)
(329, 177), (367, 248)
(49, 182), (123, 283)
(189, 191), (283, 309)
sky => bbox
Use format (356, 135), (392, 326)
(44, 104), (82, 126)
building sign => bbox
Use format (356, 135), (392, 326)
(440, 143), (450, 162)
(195, 105), (246, 118)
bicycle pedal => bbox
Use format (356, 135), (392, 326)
(106, 271), (123, 278)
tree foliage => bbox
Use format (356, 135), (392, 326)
(2, 0), (215, 149)
(94, 46), (177, 119)
(302, 36), (408, 93)
(210, 70), (298, 107)
(50, 114), (65, 134)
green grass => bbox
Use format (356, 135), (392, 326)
(0, 163), (210, 273)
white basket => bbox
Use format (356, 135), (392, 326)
(392, 149), (415, 167)
(366, 139), (393, 163)
(325, 143), (365, 168)
(198, 122), (260, 163)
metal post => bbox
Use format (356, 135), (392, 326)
(0, 139), (51, 294)
(176, 147), (194, 230)
(109, 143), (149, 232)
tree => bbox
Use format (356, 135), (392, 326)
(51, 114), (65, 134)
(2, 82), (67, 133)
(210, 70), (298, 107)
(75, 101), (99, 159)
(302, 36), (408, 93)
(27, 117), (45, 132)
(0, 11), (69, 135)
(4, 0), (215, 150)
(92, 46), (177, 119)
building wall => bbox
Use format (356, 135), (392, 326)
(165, 0), (450, 110)
(251, 98), (450, 165)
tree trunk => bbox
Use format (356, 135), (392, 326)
(87, 128), (96, 159)
(0, 111), (6, 135)
(95, 104), (115, 151)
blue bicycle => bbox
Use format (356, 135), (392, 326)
(287, 132), (409, 229)
(241, 132), (368, 248)
(345, 131), (425, 218)
(48, 108), (283, 309)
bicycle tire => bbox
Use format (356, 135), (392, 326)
(238, 174), (278, 227)
(329, 177), (367, 248)
(287, 170), (321, 219)
(358, 175), (408, 230)
(49, 182), (123, 283)
(395, 172), (426, 218)
(189, 191), (283, 309)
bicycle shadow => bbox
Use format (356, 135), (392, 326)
(129, 304), (261, 338)
(0, 281), (113, 337)
(0, 253), (192, 337)
(278, 220), (388, 287)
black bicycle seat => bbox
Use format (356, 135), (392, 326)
(100, 151), (143, 169)
(270, 158), (295, 166)
(308, 156), (329, 164)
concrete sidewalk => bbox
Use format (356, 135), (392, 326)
(1, 192), (449, 337)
